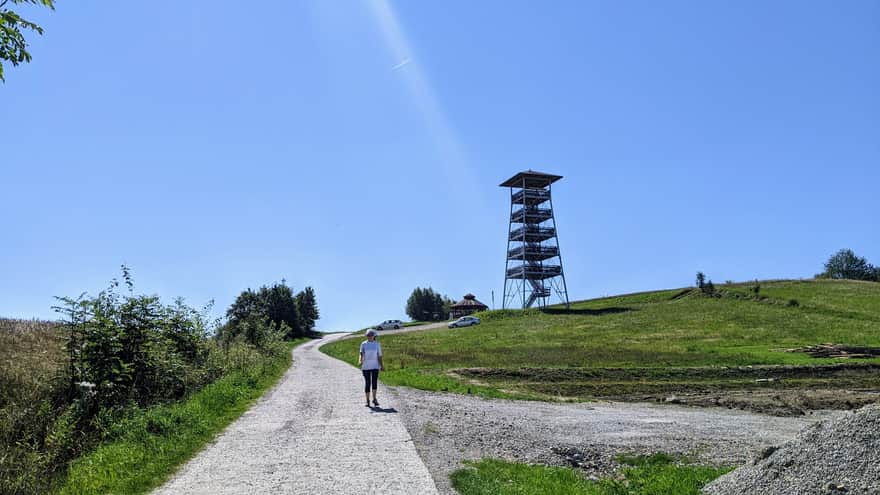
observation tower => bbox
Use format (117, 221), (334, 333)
(500, 170), (570, 309)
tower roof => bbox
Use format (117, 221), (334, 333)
(499, 170), (563, 188)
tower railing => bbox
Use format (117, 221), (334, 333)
(508, 226), (556, 242)
(505, 264), (562, 279)
(507, 244), (559, 261)
(511, 207), (553, 224)
(511, 188), (551, 206)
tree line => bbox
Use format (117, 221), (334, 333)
(219, 282), (319, 347)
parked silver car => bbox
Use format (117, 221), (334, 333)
(448, 316), (481, 328)
(375, 319), (403, 330)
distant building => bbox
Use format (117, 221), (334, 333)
(450, 294), (488, 319)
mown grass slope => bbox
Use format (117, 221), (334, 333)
(321, 279), (880, 401)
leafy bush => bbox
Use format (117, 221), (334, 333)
(217, 314), (287, 353)
(53, 268), (214, 412)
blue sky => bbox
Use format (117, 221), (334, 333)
(2, 1), (878, 332)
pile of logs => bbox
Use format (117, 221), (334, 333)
(786, 343), (880, 359)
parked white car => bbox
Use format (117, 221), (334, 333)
(375, 319), (403, 330)
(448, 316), (481, 328)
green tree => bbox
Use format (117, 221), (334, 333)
(0, 0), (55, 82)
(405, 287), (448, 321)
(261, 283), (301, 338)
(695, 271), (716, 296)
(224, 281), (312, 341)
(821, 249), (877, 281)
(295, 286), (320, 332)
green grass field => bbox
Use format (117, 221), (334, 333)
(321, 280), (880, 401)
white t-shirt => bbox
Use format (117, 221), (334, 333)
(360, 340), (382, 370)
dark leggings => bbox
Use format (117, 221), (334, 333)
(362, 369), (379, 392)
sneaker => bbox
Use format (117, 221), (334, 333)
(365, 401), (371, 407)
(372, 398), (379, 406)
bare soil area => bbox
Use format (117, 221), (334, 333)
(619, 388), (880, 417)
(453, 363), (880, 416)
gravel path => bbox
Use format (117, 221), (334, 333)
(375, 321), (448, 336)
(390, 387), (843, 495)
(154, 335), (438, 495)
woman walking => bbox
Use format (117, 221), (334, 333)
(359, 329), (384, 407)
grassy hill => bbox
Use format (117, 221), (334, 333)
(321, 279), (880, 412)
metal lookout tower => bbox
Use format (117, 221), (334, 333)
(501, 170), (570, 309)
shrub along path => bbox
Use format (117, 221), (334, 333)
(153, 334), (438, 495)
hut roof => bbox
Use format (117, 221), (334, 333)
(450, 293), (488, 309)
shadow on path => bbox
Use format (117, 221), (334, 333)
(369, 407), (398, 414)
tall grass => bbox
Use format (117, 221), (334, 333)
(0, 319), (68, 494)
(0, 319), (65, 400)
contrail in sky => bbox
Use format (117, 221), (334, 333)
(391, 57), (411, 71)
(366, 0), (486, 214)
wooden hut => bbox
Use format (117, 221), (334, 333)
(450, 294), (488, 319)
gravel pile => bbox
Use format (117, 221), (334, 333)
(703, 403), (880, 495)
